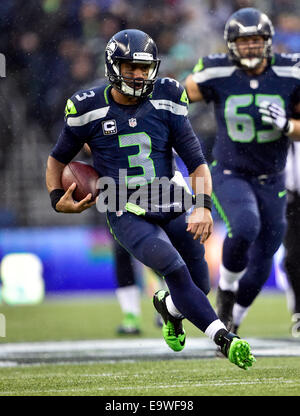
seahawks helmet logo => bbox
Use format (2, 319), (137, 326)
(106, 40), (117, 63)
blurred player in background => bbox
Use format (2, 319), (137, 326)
(284, 142), (300, 337)
(185, 8), (300, 335)
(113, 239), (165, 335)
(113, 239), (142, 334)
(45, 29), (255, 369)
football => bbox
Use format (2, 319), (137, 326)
(61, 161), (100, 202)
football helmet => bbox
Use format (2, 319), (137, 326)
(224, 8), (274, 69)
(105, 29), (160, 98)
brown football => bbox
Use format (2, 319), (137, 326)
(61, 161), (100, 202)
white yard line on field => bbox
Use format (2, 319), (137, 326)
(0, 337), (299, 367)
(1, 378), (299, 396)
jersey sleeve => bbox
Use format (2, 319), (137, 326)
(171, 117), (207, 174)
(50, 124), (85, 164)
(191, 57), (215, 103)
(50, 90), (96, 164)
(273, 54), (300, 118)
(158, 79), (206, 173)
(191, 54), (234, 103)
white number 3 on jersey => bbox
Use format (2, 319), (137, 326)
(75, 91), (95, 101)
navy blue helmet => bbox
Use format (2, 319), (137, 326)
(224, 8), (274, 69)
(105, 29), (160, 98)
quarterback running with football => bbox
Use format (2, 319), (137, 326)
(185, 8), (300, 335)
(46, 29), (255, 370)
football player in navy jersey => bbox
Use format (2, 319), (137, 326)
(46, 29), (255, 369)
(185, 8), (300, 335)
(83, 141), (160, 336)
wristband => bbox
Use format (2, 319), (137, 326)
(193, 193), (212, 211)
(283, 120), (295, 135)
(50, 189), (65, 212)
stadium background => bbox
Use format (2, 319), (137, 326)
(0, 0), (299, 301)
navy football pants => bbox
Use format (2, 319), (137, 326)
(106, 210), (220, 331)
(211, 164), (287, 307)
(107, 211), (210, 295)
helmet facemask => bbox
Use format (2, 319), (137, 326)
(108, 59), (159, 97)
(228, 36), (272, 69)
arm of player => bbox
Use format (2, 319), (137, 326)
(185, 74), (204, 103)
(186, 163), (213, 244)
(289, 119), (300, 140)
(289, 102), (300, 140)
(258, 101), (300, 140)
(46, 155), (95, 213)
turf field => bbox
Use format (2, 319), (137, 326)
(0, 290), (300, 397)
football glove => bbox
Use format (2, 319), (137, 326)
(258, 100), (293, 134)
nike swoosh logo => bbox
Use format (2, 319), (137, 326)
(179, 337), (186, 346)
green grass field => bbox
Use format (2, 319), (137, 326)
(0, 290), (300, 396)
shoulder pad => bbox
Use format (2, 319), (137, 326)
(64, 84), (110, 127)
(192, 55), (236, 84)
(272, 52), (300, 66)
(272, 53), (300, 80)
(65, 85), (109, 117)
(153, 77), (189, 106)
(193, 54), (231, 73)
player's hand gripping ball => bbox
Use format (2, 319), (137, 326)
(61, 161), (100, 202)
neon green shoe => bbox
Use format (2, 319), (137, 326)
(153, 290), (186, 352)
(117, 313), (141, 335)
(215, 329), (256, 370)
(227, 337), (256, 370)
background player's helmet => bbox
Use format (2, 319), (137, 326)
(105, 29), (160, 98)
(224, 8), (274, 69)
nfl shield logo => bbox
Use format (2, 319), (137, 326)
(129, 118), (137, 128)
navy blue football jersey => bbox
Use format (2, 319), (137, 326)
(51, 78), (205, 191)
(192, 53), (300, 175)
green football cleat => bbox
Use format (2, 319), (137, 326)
(117, 312), (141, 335)
(153, 290), (186, 352)
(214, 329), (256, 370)
(227, 337), (256, 370)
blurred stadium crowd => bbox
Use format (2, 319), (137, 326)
(0, 0), (299, 227)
